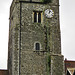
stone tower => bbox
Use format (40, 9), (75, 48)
(8, 0), (64, 75)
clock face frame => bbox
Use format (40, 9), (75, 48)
(45, 9), (54, 18)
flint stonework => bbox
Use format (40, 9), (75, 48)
(8, 0), (64, 75)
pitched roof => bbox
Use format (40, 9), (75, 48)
(0, 70), (8, 75)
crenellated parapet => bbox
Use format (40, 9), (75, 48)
(10, 0), (59, 19)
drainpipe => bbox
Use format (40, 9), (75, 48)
(19, 1), (22, 75)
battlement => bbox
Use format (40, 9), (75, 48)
(11, 0), (43, 3)
(19, 0), (41, 2)
(10, 0), (59, 18)
(11, 0), (59, 3)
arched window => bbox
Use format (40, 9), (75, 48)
(33, 11), (42, 23)
(35, 43), (40, 50)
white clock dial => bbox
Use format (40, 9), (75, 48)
(45, 9), (54, 18)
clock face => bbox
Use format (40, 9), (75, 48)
(45, 9), (54, 18)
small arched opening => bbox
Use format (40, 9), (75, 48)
(35, 43), (40, 50)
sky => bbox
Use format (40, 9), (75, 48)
(0, 0), (75, 69)
(60, 0), (75, 60)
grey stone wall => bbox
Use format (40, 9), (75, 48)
(51, 55), (64, 75)
(8, 0), (64, 75)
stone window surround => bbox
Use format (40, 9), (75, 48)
(34, 42), (42, 51)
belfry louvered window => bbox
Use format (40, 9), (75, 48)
(33, 11), (42, 23)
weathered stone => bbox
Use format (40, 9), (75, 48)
(8, 0), (64, 75)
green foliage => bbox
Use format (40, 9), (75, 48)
(47, 55), (51, 75)
(41, 0), (52, 3)
(48, 55), (51, 68)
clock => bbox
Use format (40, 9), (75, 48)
(45, 9), (54, 18)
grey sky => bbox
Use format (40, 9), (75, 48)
(60, 0), (75, 60)
(0, 0), (12, 69)
(0, 0), (75, 69)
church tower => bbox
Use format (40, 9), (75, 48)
(8, 0), (64, 75)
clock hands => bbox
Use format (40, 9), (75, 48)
(45, 9), (54, 18)
(49, 10), (51, 13)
